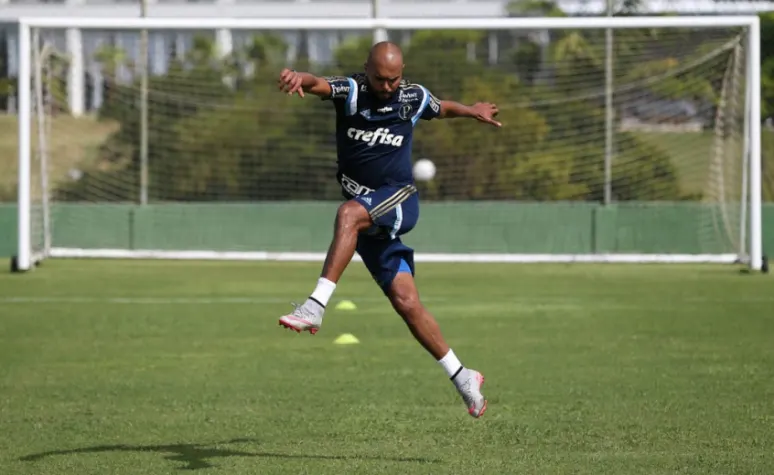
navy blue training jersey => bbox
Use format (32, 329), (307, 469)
(321, 73), (442, 197)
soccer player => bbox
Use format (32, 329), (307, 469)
(276, 41), (500, 418)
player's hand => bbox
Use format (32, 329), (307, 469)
(278, 68), (305, 98)
(471, 102), (501, 127)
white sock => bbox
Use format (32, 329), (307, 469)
(309, 277), (337, 308)
(438, 349), (464, 380)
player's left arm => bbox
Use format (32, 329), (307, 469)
(438, 100), (501, 127)
(418, 89), (501, 127)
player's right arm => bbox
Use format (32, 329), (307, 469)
(277, 68), (332, 98)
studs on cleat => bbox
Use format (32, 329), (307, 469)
(278, 319), (316, 335)
(278, 320), (298, 333)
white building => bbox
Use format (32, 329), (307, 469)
(1, 0), (773, 114)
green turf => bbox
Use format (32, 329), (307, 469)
(0, 260), (772, 474)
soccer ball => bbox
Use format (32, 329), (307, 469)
(413, 158), (436, 181)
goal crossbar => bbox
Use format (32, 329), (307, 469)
(14, 15), (763, 30)
(13, 16), (764, 271)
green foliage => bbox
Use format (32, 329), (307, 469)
(41, 51), (71, 115)
(331, 36), (371, 74)
(0, 45), (15, 112)
(0, 77), (12, 98)
(507, 0), (567, 17)
(760, 13), (774, 121)
(750, 13), (774, 201)
(623, 56), (716, 103)
(0, 28), (10, 92)
(59, 20), (730, 203)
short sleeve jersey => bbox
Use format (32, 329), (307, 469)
(322, 73), (441, 196)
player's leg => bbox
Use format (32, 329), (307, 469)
(277, 200), (371, 334)
(358, 197), (487, 418)
(278, 184), (416, 334)
(320, 200), (373, 284)
(385, 254), (487, 418)
(387, 270), (448, 359)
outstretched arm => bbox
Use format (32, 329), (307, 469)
(277, 68), (332, 98)
(438, 100), (502, 127)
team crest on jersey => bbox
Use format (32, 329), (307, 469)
(398, 103), (413, 121)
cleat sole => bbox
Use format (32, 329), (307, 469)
(278, 318), (318, 335)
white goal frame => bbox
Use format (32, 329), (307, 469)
(14, 15), (764, 271)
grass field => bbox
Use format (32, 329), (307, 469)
(1, 260), (772, 474)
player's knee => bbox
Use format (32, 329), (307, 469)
(336, 201), (371, 231)
(389, 284), (422, 320)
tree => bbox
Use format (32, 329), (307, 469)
(403, 30), (490, 99)
(59, 27), (686, 203)
(330, 36), (371, 75)
(0, 32), (13, 116)
(0, 46), (16, 201)
(760, 13), (774, 122)
(61, 35), (238, 201)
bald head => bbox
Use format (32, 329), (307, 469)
(365, 41), (404, 101)
(367, 41), (404, 68)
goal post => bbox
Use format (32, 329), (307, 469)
(13, 15), (764, 272)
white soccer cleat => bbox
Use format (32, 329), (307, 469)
(454, 369), (488, 418)
(278, 302), (324, 335)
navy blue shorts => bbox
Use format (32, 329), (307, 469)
(349, 183), (419, 294)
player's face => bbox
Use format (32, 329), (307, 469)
(365, 62), (402, 101)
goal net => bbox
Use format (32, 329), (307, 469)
(15, 17), (763, 270)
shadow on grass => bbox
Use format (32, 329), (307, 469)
(20, 438), (441, 470)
